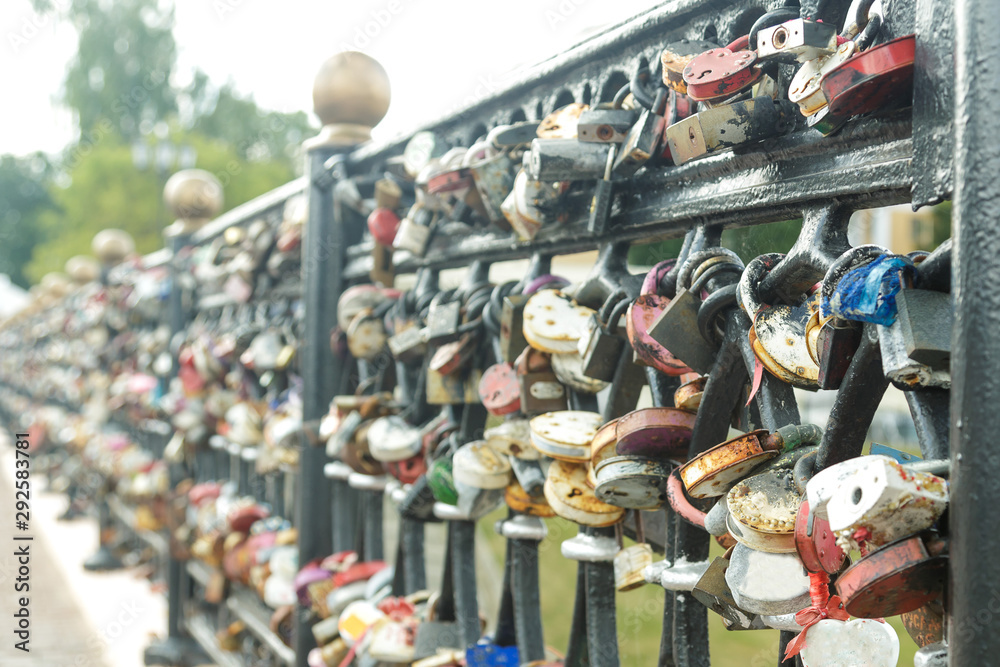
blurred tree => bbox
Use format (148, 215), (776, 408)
(62, 0), (178, 141)
(25, 132), (296, 283)
(0, 155), (56, 288)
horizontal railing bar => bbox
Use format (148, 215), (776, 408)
(192, 177), (307, 245)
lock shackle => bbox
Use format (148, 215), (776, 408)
(697, 283), (739, 346)
(725, 34), (752, 52)
(737, 252), (785, 316)
(666, 469), (707, 528)
(612, 82), (632, 110)
(749, 7), (801, 52)
(677, 247), (744, 292)
(841, 0), (878, 40)
(631, 64), (666, 111)
(793, 448), (819, 494)
(853, 11), (883, 51)
(820, 244), (890, 305)
(598, 289), (629, 325)
(641, 260), (677, 296)
(524, 274), (569, 295)
(605, 298), (632, 336)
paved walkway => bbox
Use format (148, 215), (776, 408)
(0, 433), (167, 667)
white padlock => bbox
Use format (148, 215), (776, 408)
(799, 618), (899, 667)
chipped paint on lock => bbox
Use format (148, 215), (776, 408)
(530, 410), (603, 448)
(452, 441), (512, 490)
(822, 35), (916, 118)
(544, 458), (624, 527)
(682, 46), (762, 102)
(825, 455), (948, 552)
(594, 456), (671, 510)
(347, 309), (387, 360)
(794, 499), (847, 574)
(901, 600), (945, 647)
(788, 41), (857, 115)
(588, 418), (619, 487)
(679, 430), (778, 498)
(726, 469), (801, 553)
(835, 533), (947, 618)
(485, 419), (539, 460)
(523, 289), (594, 354)
(469, 151), (515, 226)
(628, 294), (693, 375)
(478, 363), (521, 416)
(504, 480), (556, 518)
(551, 351), (609, 393)
(725, 544), (811, 615)
(751, 294), (821, 388)
(615, 407), (695, 459)
(665, 98), (798, 166)
(536, 103), (589, 139)
(614, 543), (654, 591)
(800, 619), (899, 667)
(673, 375), (707, 411)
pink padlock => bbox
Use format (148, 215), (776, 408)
(627, 260), (693, 376)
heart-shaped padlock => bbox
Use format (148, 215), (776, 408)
(799, 618), (899, 667)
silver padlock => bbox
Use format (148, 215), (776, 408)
(725, 542), (811, 615)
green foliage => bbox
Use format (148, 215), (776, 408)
(722, 219), (802, 263)
(0, 155), (57, 288)
(24, 132), (296, 283)
(62, 0), (178, 140)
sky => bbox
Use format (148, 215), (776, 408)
(0, 0), (659, 158)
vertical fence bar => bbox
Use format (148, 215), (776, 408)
(951, 0), (1000, 663)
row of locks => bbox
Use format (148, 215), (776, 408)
(0, 4), (950, 666)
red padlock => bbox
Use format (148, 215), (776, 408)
(367, 207), (401, 246)
(478, 363), (521, 416)
(386, 454), (427, 485)
(682, 35), (762, 101)
(794, 499), (846, 574)
(821, 34), (915, 117)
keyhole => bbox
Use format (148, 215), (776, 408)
(851, 487), (863, 505)
(696, 69), (713, 80)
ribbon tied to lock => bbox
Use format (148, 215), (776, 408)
(783, 571), (850, 661)
(823, 254), (916, 325)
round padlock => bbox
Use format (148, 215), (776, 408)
(615, 407), (695, 460)
(551, 351), (610, 393)
(340, 421), (386, 476)
(504, 480), (556, 518)
(835, 533), (947, 619)
(594, 456), (671, 510)
(793, 499), (846, 574)
(673, 374), (707, 412)
(530, 410), (603, 461)
(726, 468), (801, 553)
(679, 429), (778, 498)
(788, 41), (857, 115)
(484, 419), (539, 460)
(682, 39), (762, 101)
(346, 308), (388, 361)
(385, 453), (427, 485)
(544, 459), (624, 527)
(478, 363), (521, 416)
(426, 458), (459, 505)
(614, 543), (654, 592)
(725, 542), (811, 615)
(822, 35), (915, 118)
(522, 289), (594, 354)
(337, 285), (394, 331)
(367, 415), (422, 463)
(589, 418), (620, 488)
(452, 441), (512, 490)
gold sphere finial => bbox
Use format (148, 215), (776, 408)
(40, 272), (72, 297)
(164, 169), (224, 236)
(65, 255), (101, 284)
(92, 229), (136, 266)
(310, 51), (390, 148)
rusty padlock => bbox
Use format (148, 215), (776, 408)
(682, 35), (762, 101)
(628, 260), (694, 376)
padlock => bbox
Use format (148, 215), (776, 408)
(628, 261), (695, 375)
(835, 532), (947, 618)
(648, 267), (733, 375)
(788, 40), (858, 116)
(691, 556), (769, 630)
(499, 294), (529, 364)
(614, 542), (654, 592)
(341, 421), (386, 476)
(673, 374), (706, 411)
(793, 499), (846, 574)
(428, 333), (477, 376)
(425, 295), (462, 344)
(346, 308), (388, 361)
(394, 205), (435, 256)
(756, 18), (838, 63)
(504, 480), (555, 517)
(739, 254), (821, 389)
(798, 618), (900, 667)
(588, 417), (620, 488)
(550, 351), (609, 394)
(901, 601), (945, 648)
(403, 131), (448, 179)
(577, 107), (638, 143)
(544, 458), (624, 527)
(679, 430), (778, 498)
(526, 139), (612, 181)
(388, 321), (427, 363)
(452, 441), (512, 490)
(579, 311), (626, 383)
(614, 407), (695, 460)
(478, 363), (521, 416)
(877, 287), (952, 389)
(682, 36), (761, 101)
(426, 363), (480, 405)
(611, 106), (666, 176)
(536, 102), (588, 139)
(368, 616), (419, 664)
(522, 289), (594, 353)
(367, 415), (423, 463)
(516, 348), (567, 415)
(824, 455), (948, 551)
(807, 311), (861, 390)
(484, 419), (539, 460)
(529, 410), (602, 462)
(427, 458), (459, 506)
(594, 456), (672, 510)
(660, 39), (720, 94)
(368, 207), (400, 247)
(821, 35), (915, 117)
(412, 621), (463, 661)
(726, 466), (802, 553)
(725, 542), (811, 615)
(665, 97), (798, 165)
